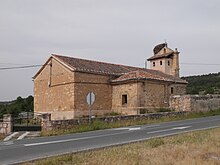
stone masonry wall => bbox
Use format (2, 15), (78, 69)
(34, 58), (113, 120)
(73, 72), (112, 118)
(112, 80), (187, 115)
(0, 114), (12, 135)
(170, 84), (186, 96)
(170, 95), (220, 112)
(34, 58), (75, 120)
(41, 111), (188, 131)
(141, 80), (168, 108)
(112, 82), (138, 115)
(141, 81), (186, 109)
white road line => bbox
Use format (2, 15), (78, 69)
(113, 127), (141, 131)
(141, 124), (161, 128)
(147, 126), (191, 134)
(172, 126), (191, 130)
(24, 125), (191, 147)
(129, 128), (141, 131)
(161, 117), (220, 128)
(24, 131), (128, 147)
(112, 124), (160, 131)
(2, 141), (14, 146)
(112, 127), (130, 130)
(149, 118), (220, 132)
(3, 132), (19, 141)
(17, 132), (30, 140)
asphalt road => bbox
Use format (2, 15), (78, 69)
(1, 115), (220, 165)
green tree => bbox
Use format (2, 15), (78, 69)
(0, 95), (34, 118)
(182, 72), (220, 95)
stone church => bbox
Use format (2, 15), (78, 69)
(34, 43), (187, 120)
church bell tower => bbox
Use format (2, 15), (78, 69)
(147, 43), (180, 77)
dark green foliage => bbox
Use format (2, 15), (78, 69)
(182, 72), (220, 94)
(104, 112), (121, 116)
(140, 109), (149, 114)
(157, 108), (173, 112)
(0, 96), (34, 118)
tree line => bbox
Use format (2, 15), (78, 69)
(182, 72), (220, 94)
(0, 96), (33, 118)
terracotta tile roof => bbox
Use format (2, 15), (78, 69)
(53, 54), (144, 75)
(111, 70), (187, 84)
(52, 54), (187, 84)
(147, 52), (173, 61)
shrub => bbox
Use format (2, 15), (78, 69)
(140, 109), (149, 114)
(157, 108), (172, 112)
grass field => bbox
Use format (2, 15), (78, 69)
(24, 127), (220, 165)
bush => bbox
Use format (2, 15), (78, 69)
(157, 108), (172, 112)
(104, 112), (120, 116)
(140, 109), (149, 114)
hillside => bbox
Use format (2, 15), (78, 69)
(182, 72), (220, 94)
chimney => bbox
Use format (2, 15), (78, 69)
(172, 48), (180, 77)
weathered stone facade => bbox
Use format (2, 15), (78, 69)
(34, 58), (75, 120)
(73, 72), (112, 118)
(112, 82), (139, 115)
(170, 95), (220, 112)
(34, 43), (187, 120)
(112, 80), (186, 115)
(34, 58), (113, 120)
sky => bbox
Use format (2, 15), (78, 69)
(0, 0), (220, 101)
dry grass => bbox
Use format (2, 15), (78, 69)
(24, 127), (220, 165)
(0, 133), (5, 140)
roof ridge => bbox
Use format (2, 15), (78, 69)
(51, 54), (186, 84)
(52, 54), (144, 71)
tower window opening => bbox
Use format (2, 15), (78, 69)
(160, 61), (162, 65)
(153, 62), (155, 67)
(168, 61), (170, 66)
(163, 48), (166, 53)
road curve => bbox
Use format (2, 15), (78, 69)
(1, 115), (220, 165)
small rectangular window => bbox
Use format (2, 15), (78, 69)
(160, 61), (162, 65)
(168, 61), (170, 66)
(153, 62), (155, 67)
(171, 87), (174, 94)
(122, 94), (128, 105)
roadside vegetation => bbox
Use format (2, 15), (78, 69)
(0, 134), (5, 140)
(24, 127), (220, 165)
(41, 108), (220, 137)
